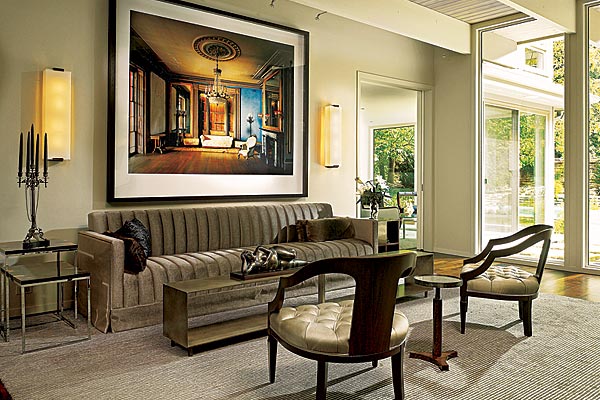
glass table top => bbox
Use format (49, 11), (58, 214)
(4, 262), (89, 286)
(0, 240), (77, 256)
(414, 274), (462, 288)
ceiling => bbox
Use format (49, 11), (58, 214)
(288, 0), (574, 53)
(408, 0), (519, 24)
(131, 11), (293, 84)
(404, 0), (565, 43)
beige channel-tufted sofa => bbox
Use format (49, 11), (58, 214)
(77, 203), (377, 333)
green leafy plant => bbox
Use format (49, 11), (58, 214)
(355, 176), (390, 207)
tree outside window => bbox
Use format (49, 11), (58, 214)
(373, 126), (415, 207)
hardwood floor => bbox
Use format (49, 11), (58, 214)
(433, 253), (600, 302)
(128, 147), (286, 175)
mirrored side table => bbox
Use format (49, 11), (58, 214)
(0, 240), (91, 353)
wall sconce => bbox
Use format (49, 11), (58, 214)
(42, 68), (71, 160)
(322, 104), (342, 168)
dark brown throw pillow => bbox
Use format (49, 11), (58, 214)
(103, 231), (147, 274)
(296, 220), (308, 242)
(303, 217), (356, 242)
(116, 218), (151, 258)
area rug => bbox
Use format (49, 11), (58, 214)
(1, 290), (599, 399)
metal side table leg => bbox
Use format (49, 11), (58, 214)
(87, 278), (91, 339)
(74, 250), (78, 319)
(5, 274), (9, 342)
(0, 268), (4, 340)
(21, 286), (26, 353)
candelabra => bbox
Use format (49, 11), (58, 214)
(17, 124), (49, 249)
(246, 114), (254, 135)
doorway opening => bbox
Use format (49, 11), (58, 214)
(357, 72), (426, 250)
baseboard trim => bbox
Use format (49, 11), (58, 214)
(432, 247), (471, 257)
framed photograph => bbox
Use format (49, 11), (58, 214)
(108, 0), (309, 201)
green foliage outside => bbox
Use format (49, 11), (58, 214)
(485, 40), (566, 236)
(373, 126), (415, 207)
(589, 41), (600, 194)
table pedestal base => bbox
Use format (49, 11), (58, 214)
(409, 350), (458, 371)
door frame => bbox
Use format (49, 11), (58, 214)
(356, 71), (433, 251)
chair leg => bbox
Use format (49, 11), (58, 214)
(372, 360), (379, 368)
(521, 300), (533, 337)
(518, 300), (524, 320)
(316, 361), (328, 400)
(268, 335), (277, 383)
(460, 296), (468, 334)
(391, 344), (405, 400)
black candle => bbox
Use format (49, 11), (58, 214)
(18, 132), (23, 176)
(44, 133), (48, 175)
(30, 124), (34, 169)
(26, 130), (31, 172)
(35, 133), (39, 175)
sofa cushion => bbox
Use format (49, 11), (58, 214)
(87, 203), (335, 256)
(299, 217), (356, 242)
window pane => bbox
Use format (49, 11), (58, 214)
(483, 105), (518, 242)
(483, 105), (552, 259)
(588, 6), (600, 266)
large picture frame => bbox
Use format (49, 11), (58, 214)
(108, 0), (309, 202)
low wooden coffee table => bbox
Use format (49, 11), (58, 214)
(163, 271), (324, 355)
(164, 251), (433, 356)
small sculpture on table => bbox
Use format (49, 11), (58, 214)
(240, 245), (307, 275)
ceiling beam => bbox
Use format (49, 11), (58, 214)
(287, 0), (472, 54)
(496, 0), (576, 33)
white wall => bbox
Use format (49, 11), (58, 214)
(361, 87), (418, 128)
(432, 48), (474, 256)
(0, 0), (106, 243)
(483, 32), (518, 65)
(0, 0), (436, 244)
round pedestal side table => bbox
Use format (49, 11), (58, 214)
(409, 274), (462, 371)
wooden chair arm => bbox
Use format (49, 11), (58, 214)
(267, 259), (329, 314)
(460, 227), (552, 281)
(462, 241), (493, 266)
(462, 224), (552, 266)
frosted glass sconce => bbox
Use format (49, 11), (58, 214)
(42, 68), (71, 160)
(322, 104), (341, 168)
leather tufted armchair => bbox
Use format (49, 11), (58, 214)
(460, 224), (553, 337)
(267, 252), (416, 400)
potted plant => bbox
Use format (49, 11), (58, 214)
(355, 176), (390, 219)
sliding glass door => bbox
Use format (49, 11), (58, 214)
(483, 104), (552, 252)
(588, 3), (600, 266)
(483, 105), (518, 240)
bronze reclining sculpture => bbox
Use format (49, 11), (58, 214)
(241, 245), (308, 274)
